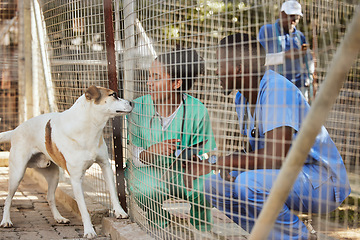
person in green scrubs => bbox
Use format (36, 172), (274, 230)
(126, 48), (217, 233)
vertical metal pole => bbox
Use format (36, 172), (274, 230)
(18, 0), (33, 123)
(104, 0), (118, 92)
(31, 1), (40, 116)
(114, 0), (122, 72)
(17, 2), (24, 124)
(103, 0), (127, 211)
(311, 19), (318, 101)
(33, 0), (57, 113)
(26, 1), (33, 120)
(123, 0), (136, 101)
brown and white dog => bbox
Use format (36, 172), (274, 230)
(0, 86), (133, 238)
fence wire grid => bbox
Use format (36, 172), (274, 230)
(1, 0), (360, 239)
(0, 0), (18, 151)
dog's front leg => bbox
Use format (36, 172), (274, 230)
(98, 159), (128, 219)
(69, 173), (96, 239)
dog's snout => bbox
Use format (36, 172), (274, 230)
(129, 101), (135, 108)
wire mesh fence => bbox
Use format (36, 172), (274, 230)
(39, 0), (117, 208)
(127, 1), (359, 239)
(0, 0), (359, 239)
(0, 0), (18, 151)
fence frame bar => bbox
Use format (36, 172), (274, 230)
(18, 0), (33, 123)
(103, 0), (127, 211)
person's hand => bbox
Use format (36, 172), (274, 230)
(140, 139), (180, 164)
(219, 169), (236, 182)
(218, 149), (245, 182)
(148, 139), (180, 156)
(301, 43), (309, 51)
(285, 44), (309, 59)
(181, 155), (212, 189)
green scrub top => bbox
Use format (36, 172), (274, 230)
(126, 93), (217, 231)
(128, 93), (217, 168)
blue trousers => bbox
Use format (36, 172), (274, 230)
(204, 169), (339, 240)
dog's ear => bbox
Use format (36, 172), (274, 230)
(85, 86), (101, 102)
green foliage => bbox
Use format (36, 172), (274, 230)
(328, 196), (360, 227)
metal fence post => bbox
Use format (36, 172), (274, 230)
(103, 0), (127, 211)
(122, 0), (136, 101)
(18, 0), (33, 123)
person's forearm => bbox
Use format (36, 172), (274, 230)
(210, 152), (247, 171)
(215, 152), (254, 170)
(244, 151), (283, 169)
(214, 151), (283, 171)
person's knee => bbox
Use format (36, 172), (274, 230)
(204, 173), (218, 194)
(234, 172), (257, 201)
(204, 173), (219, 203)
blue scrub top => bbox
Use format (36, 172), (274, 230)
(235, 70), (350, 203)
(258, 20), (311, 87)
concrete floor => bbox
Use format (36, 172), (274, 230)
(1, 149), (360, 240)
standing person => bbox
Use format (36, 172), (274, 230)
(126, 48), (217, 234)
(258, 0), (314, 99)
(185, 33), (350, 239)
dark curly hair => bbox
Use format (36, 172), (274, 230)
(155, 47), (205, 91)
(219, 33), (266, 68)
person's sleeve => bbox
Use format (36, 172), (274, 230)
(127, 108), (151, 167)
(301, 33), (307, 44)
(258, 25), (269, 49)
(129, 144), (149, 167)
(127, 113), (142, 147)
(259, 81), (301, 133)
(259, 25), (285, 66)
(196, 105), (217, 155)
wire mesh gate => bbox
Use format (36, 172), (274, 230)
(0, 0), (18, 151)
(1, 0), (360, 239)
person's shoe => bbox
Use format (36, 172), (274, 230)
(303, 219), (317, 240)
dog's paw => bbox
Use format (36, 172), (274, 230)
(55, 217), (70, 224)
(113, 209), (128, 219)
(83, 229), (97, 239)
(0, 220), (13, 228)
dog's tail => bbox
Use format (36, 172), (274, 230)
(0, 130), (13, 143)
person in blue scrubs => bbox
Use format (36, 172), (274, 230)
(258, 0), (314, 99)
(184, 33), (350, 239)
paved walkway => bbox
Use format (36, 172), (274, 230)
(0, 167), (109, 240)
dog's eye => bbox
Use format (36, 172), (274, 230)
(109, 92), (118, 99)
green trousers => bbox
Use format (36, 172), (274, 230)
(125, 161), (213, 231)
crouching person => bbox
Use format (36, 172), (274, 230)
(184, 33), (351, 240)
